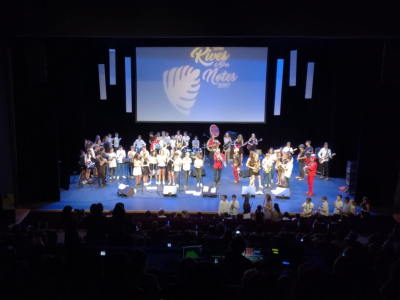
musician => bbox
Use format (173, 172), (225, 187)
(275, 157), (284, 187)
(223, 132), (232, 164)
(116, 145), (126, 179)
(246, 151), (262, 187)
(95, 139), (101, 149)
(173, 152), (183, 187)
(208, 135), (220, 166)
(304, 140), (313, 165)
(100, 147), (109, 181)
(232, 148), (241, 183)
(283, 142), (294, 155)
(301, 198), (315, 218)
(359, 196), (371, 219)
(175, 130), (182, 140)
(134, 135), (146, 150)
(133, 153), (142, 186)
(229, 195), (239, 219)
(176, 136), (183, 151)
(305, 154), (318, 196)
(296, 144), (306, 180)
(127, 146), (136, 178)
(113, 132), (121, 151)
(318, 196), (329, 217)
(192, 136), (200, 150)
(94, 135), (101, 144)
(167, 149), (175, 185)
(103, 136), (111, 153)
(78, 150), (91, 184)
(247, 133), (258, 152)
(157, 149), (167, 185)
(95, 153), (107, 188)
(149, 150), (158, 185)
(182, 131), (190, 147)
(194, 153), (204, 187)
(165, 132), (171, 146)
(107, 133), (113, 148)
(140, 146), (149, 158)
(213, 148), (225, 185)
(218, 195), (230, 217)
(233, 134), (244, 165)
(87, 142), (95, 161)
(262, 153), (273, 189)
(283, 154), (293, 189)
(266, 148), (276, 184)
(148, 132), (154, 147)
(142, 154), (150, 186)
(162, 143), (170, 158)
(182, 152), (192, 189)
(108, 148), (117, 182)
(152, 136), (160, 153)
(318, 142), (333, 181)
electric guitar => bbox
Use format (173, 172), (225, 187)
(246, 138), (263, 151)
(319, 153), (336, 164)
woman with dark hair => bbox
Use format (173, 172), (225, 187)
(233, 134), (244, 165)
(359, 196), (371, 219)
(263, 194), (273, 220)
(223, 132), (232, 164)
(243, 197), (251, 219)
(149, 150), (158, 185)
(133, 153), (142, 186)
(255, 205), (264, 222)
(271, 203), (282, 222)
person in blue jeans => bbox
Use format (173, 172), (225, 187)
(262, 153), (274, 189)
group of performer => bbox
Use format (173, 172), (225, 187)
(79, 131), (335, 195)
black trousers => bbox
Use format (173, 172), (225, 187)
(322, 161), (329, 177)
(214, 168), (222, 182)
(97, 167), (106, 185)
(299, 161), (305, 178)
(209, 151), (214, 166)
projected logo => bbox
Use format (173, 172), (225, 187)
(163, 66), (201, 115)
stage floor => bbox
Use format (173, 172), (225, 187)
(37, 160), (349, 214)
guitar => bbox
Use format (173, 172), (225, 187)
(319, 153), (336, 164)
(223, 140), (234, 151)
(246, 138), (263, 151)
(175, 144), (189, 156)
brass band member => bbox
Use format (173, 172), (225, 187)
(95, 149), (108, 187)
(213, 148), (224, 185)
(246, 151), (262, 187)
(247, 133), (258, 152)
(194, 153), (204, 187)
(233, 134), (244, 165)
(262, 153), (273, 189)
(232, 148), (241, 183)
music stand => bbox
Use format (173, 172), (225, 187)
(122, 158), (132, 185)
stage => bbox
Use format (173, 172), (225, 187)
(35, 158), (350, 214)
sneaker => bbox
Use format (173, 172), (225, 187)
(117, 176), (119, 179)
(163, 181), (165, 185)
(185, 185), (188, 189)
(197, 183), (200, 187)
(319, 176), (324, 179)
(295, 176), (301, 179)
(234, 180), (239, 183)
(176, 184), (179, 187)
(271, 179), (273, 183)
(122, 176), (126, 179)
(200, 183), (203, 187)
(324, 177), (329, 181)
(214, 181), (217, 185)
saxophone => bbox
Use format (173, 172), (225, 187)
(253, 160), (261, 173)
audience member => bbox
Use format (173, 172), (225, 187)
(271, 203), (281, 221)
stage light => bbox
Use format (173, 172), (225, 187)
(289, 50), (297, 86)
(305, 62), (315, 99)
(109, 49), (116, 85)
(202, 185), (218, 198)
(242, 186), (256, 197)
(98, 64), (107, 100)
(274, 59), (284, 115)
(125, 57), (132, 113)
(163, 186), (177, 197)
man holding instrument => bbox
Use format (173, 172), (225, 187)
(213, 148), (225, 185)
(207, 135), (220, 166)
(304, 154), (317, 196)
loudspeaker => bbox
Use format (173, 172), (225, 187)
(190, 169), (206, 177)
(242, 186), (256, 197)
(163, 186), (177, 197)
(239, 169), (250, 178)
(117, 186), (135, 197)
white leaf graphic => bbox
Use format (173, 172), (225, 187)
(163, 65), (200, 115)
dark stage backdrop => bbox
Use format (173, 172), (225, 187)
(6, 37), (400, 207)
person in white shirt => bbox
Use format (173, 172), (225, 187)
(162, 144), (170, 158)
(113, 132), (122, 151)
(301, 197), (315, 217)
(107, 148), (117, 181)
(283, 142), (294, 155)
(229, 195), (239, 219)
(173, 153), (183, 187)
(148, 150), (158, 185)
(182, 152), (192, 188)
(140, 146), (149, 158)
(342, 196), (351, 217)
(318, 142), (333, 180)
(169, 136), (176, 150)
(218, 195), (230, 217)
(283, 154), (293, 189)
(133, 135), (146, 150)
(182, 131), (190, 147)
(157, 150), (167, 185)
(318, 196), (329, 217)
(175, 130), (183, 141)
(165, 132), (171, 146)
(193, 153), (204, 187)
(127, 146), (136, 178)
(159, 131), (168, 147)
(333, 194), (344, 216)
(166, 149), (175, 185)
(262, 153), (273, 189)
(133, 153), (142, 186)
(192, 136), (200, 150)
(266, 148), (276, 185)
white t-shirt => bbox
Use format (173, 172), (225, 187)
(229, 200), (239, 215)
(334, 200), (343, 214)
(170, 139), (176, 148)
(116, 149), (126, 163)
(140, 150), (149, 158)
(113, 137), (121, 148)
(127, 150), (136, 160)
(134, 139), (146, 148)
(320, 201), (329, 216)
(182, 157), (192, 171)
(108, 152), (117, 168)
(194, 158), (203, 169)
(302, 202), (315, 215)
(173, 157), (183, 171)
(284, 159), (293, 177)
(218, 200), (230, 215)
(318, 148), (332, 162)
(162, 147), (170, 158)
(149, 156), (158, 164)
(283, 146), (294, 154)
(192, 139), (200, 148)
(157, 155), (167, 167)
(182, 135), (190, 146)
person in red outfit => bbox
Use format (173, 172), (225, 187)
(305, 154), (317, 196)
(232, 148), (241, 183)
(213, 148), (225, 185)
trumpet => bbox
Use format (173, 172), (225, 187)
(213, 149), (227, 167)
